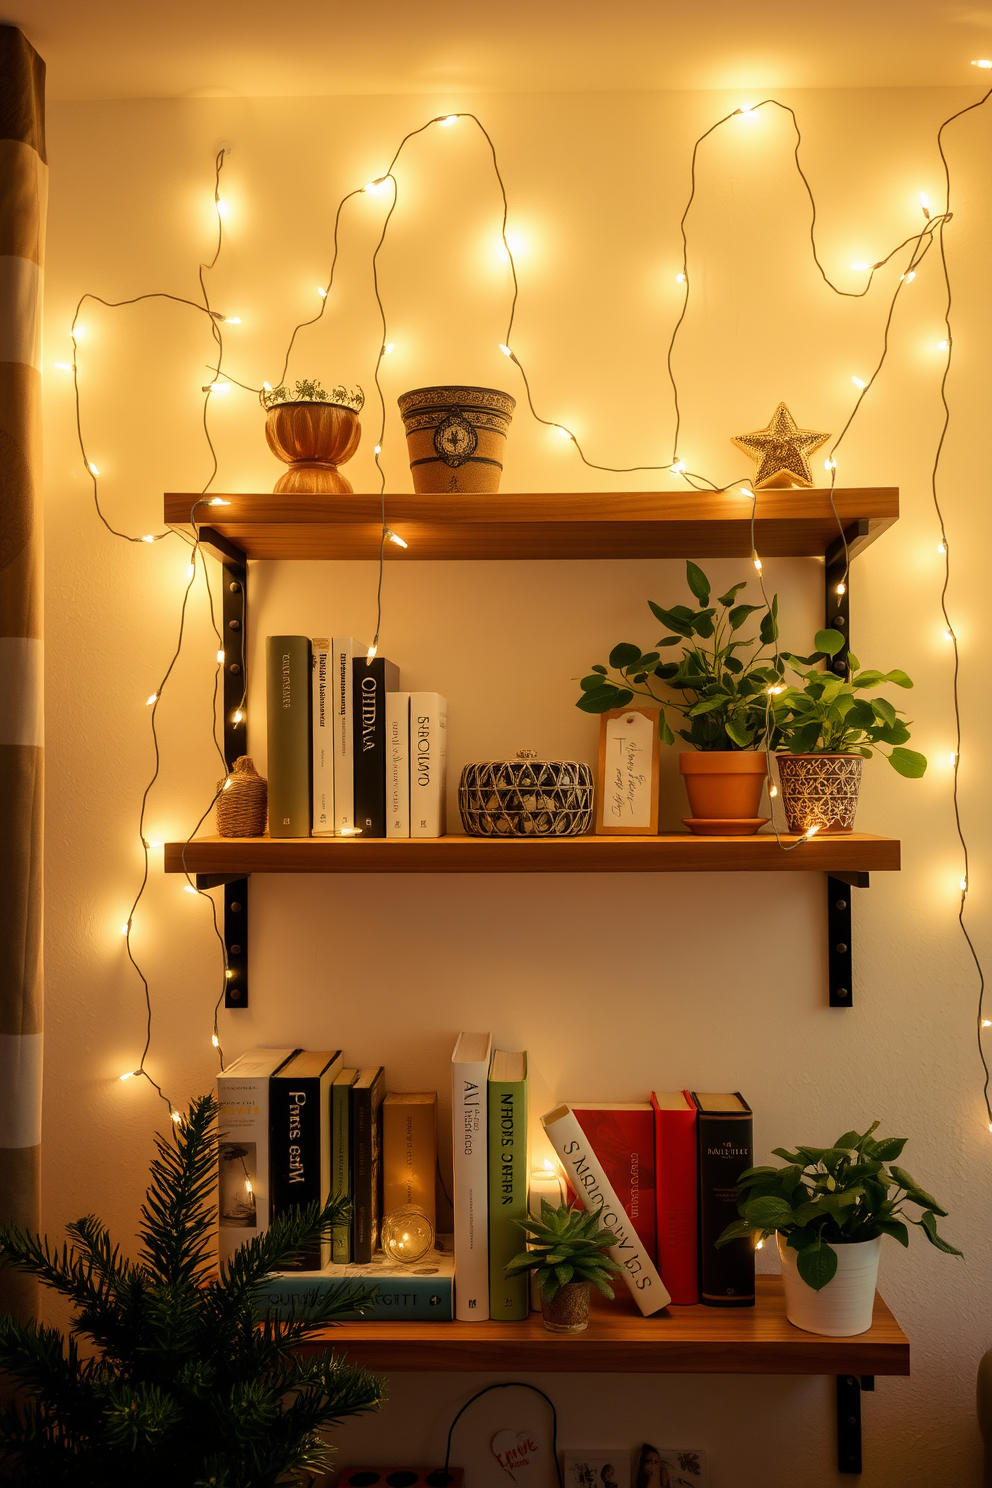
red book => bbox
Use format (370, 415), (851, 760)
(570, 1103), (656, 1260)
(652, 1091), (699, 1305)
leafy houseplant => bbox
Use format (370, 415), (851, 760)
(0, 1096), (382, 1488)
(505, 1201), (621, 1333)
(261, 378), (365, 496)
(716, 1122), (960, 1336)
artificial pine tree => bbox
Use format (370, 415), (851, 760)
(0, 1094), (383, 1488)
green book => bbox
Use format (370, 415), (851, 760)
(331, 1068), (358, 1263)
(488, 1049), (528, 1320)
(266, 635), (312, 838)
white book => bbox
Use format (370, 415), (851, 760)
(410, 692), (447, 838)
(542, 1102), (671, 1316)
(331, 637), (367, 835)
(451, 1031), (493, 1320)
(311, 638), (334, 836)
(386, 691), (411, 837)
(216, 1047), (297, 1267)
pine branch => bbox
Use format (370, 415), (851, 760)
(138, 1094), (219, 1285)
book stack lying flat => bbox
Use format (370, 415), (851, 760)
(258, 1249), (454, 1321)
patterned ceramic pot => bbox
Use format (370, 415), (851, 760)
(398, 385), (515, 494)
(458, 750), (593, 837)
(264, 401), (361, 494)
(775, 753), (864, 834)
(541, 1281), (590, 1334)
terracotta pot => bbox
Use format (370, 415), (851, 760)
(679, 751), (769, 835)
(264, 401), (361, 494)
(398, 385), (515, 493)
(775, 753), (863, 834)
(540, 1281), (591, 1334)
(778, 1233), (880, 1337)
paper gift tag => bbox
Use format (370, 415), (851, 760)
(492, 1429), (541, 1483)
(596, 707), (660, 834)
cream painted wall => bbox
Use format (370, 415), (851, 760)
(42, 87), (992, 1486)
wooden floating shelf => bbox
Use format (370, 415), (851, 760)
(297, 1277), (909, 1375)
(165, 832), (900, 876)
(164, 487), (898, 562)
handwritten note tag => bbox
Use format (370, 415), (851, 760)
(596, 707), (660, 834)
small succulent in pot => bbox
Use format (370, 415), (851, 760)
(505, 1201), (622, 1333)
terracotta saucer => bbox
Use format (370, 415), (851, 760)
(682, 817), (770, 837)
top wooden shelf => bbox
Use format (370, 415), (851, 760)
(164, 487), (898, 562)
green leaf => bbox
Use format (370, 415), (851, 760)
(717, 582), (748, 607)
(797, 1243), (838, 1291)
(918, 1210), (963, 1256)
(609, 642), (641, 669)
(759, 603), (779, 645)
(648, 601), (694, 637)
(814, 629), (846, 657)
(728, 604), (763, 632)
(846, 651), (861, 672)
(580, 674), (607, 691)
(744, 1195), (795, 1230)
(576, 686), (632, 714)
(872, 696), (897, 727)
(656, 635), (683, 648)
(658, 715), (676, 745)
(875, 1219), (910, 1247)
(591, 664), (607, 674)
(888, 747), (927, 779)
(870, 1137), (907, 1161)
(725, 719), (753, 748)
(685, 561), (710, 605)
(715, 1219), (754, 1247)
(833, 1131), (861, 1151)
(882, 669), (913, 688)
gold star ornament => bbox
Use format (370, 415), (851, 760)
(732, 403), (830, 489)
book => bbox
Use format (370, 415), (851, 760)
(652, 1091), (699, 1305)
(350, 1067), (386, 1263)
(690, 1091), (755, 1308)
(331, 1068), (359, 1264)
(257, 1249), (454, 1321)
(268, 1050), (343, 1270)
(572, 1102), (656, 1261)
(451, 1032), (492, 1320)
(386, 691), (411, 837)
(383, 1091), (437, 1226)
(331, 636), (367, 836)
(216, 1047), (297, 1266)
(311, 637), (334, 836)
(410, 692), (447, 837)
(265, 636), (312, 838)
(541, 1103), (671, 1317)
(487, 1050), (528, 1320)
(353, 656), (401, 838)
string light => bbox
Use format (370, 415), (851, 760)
(498, 343), (513, 357)
(983, 1020), (991, 1029)
(973, 59), (992, 68)
(87, 462), (100, 476)
(851, 376), (868, 389)
(212, 1033), (220, 1047)
(383, 342), (395, 354)
(119, 1071), (139, 1082)
(184, 885), (198, 896)
(937, 541), (947, 553)
(120, 923), (130, 936)
(386, 529), (408, 548)
(222, 776), (232, 790)
(146, 693), (158, 706)
(216, 649), (225, 664)
(738, 487), (752, 499)
(316, 286), (327, 298)
(53, 361), (74, 371)
(364, 177), (390, 194)
(901, 270), (917, 283)
(262, 380), (272, 392)
(186, 563), (196, 580)
(374, 443), (382, 454)
(204, 380), (230, 394)
(224, 316), (241, 325)
(208, 496), (230, 506)
(140, 534), (155, 543)
(556, 426), (573, 440)
(753, 557), (763, 572)
(937, 339), (949, 351)
(670, 460), (686, 474)
(769, 785), (778, 798)
(215, 198), (229, 219)
(367, 643), (378, 661)
(440, 115), (458, 127)
(835, 582), (847, 595)
(850, 262), (871, 271)
(231, 708), (244, 723)
(824, 458), (836, 470)
(675, 272), (686, 284)
(170, 1110), (182, 1124)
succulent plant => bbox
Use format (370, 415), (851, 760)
(505, 1201), (623, 1300)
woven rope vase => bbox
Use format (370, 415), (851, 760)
(216, 756), (268, 838)
(776, 753), (863, 834)
(458, 749), (593, 837)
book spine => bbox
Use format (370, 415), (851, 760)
(311, 639), (334, 835)
(451, 1059), (490, 1320)
(266, 637), (312, 838)
(331, 637), (357, 835)
(351, 1075), (384, 1263)
(488, 1073), (529, 1320)
(410, 693), (447, 838)
(331, 1081), (352, 1264)
(386, 692), (411, 837)
(217, 1074), (269, 1265)
(383, 1097), (437, 1225)
(653, 1099), (699, 1305)
(269, 1075), (322, 1270)
(697, 1111), (755, 1306)
(256, 1273), (453, 1321)
(353, 659), (400, 838)
(573, 1108), (657, 1261)
(542, 1106), (671, 1316)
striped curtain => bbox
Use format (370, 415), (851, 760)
(0, 25), (46, 1322)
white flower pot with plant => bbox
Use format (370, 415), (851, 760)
(717, 1122), (961, 1337)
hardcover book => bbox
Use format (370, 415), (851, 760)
(572, 1102), (657, 1260)
(350, 1067), (386, 1263)
(410, 692), (447, 837)
(331, 1068), (359, 1264)
(487, 1050), (528, 1320)
(383, 1091), (437, 1226)
(257, 1249), (454, 1321)
(690, 1091), (755, 1307)
(541, 1103), (671, 1316)
(386, 691), (411, 837)
(353, 656), (401, 838)
(331, 637), (367, 836)
(311, 637), (334, 836)
(652, 1091), (699, 1305)
(265, 636), (312, 838)
(269, 1050), (343, 1270)
(217, 1047), (297, 1266)
(451, 1032), (493, 1320)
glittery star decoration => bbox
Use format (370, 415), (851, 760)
(732, 403), (831, 489)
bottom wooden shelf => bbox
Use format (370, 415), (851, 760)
(299, 1276), (909, 1375)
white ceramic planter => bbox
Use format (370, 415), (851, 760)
(778, 1233), (881, 1336)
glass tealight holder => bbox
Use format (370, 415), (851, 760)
(380, 1205), (435, 1264)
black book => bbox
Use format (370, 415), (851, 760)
(353, 657), (400, 838)
(690, 1091), (755, 1308)
(269, 1050), (343, 1270)
(350, 1067), (386, 1262)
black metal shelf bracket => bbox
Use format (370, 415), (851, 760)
(837, 1373), (874, 1474)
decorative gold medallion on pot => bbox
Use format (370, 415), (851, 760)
(398, 385), (515, 493)
(261, 380), (364, 495)
(776, 753), (863, 834)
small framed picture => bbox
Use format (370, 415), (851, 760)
(596, 706), (660, 835)
(634, 1445), (707, 1488)
(563, 1453), (631, 1488)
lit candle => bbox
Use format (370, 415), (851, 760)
(528, 1160), (566, 1311)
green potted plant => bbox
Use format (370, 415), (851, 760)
(576, 561), (784, 834)
(505, 1201), (622, 1333)
(261, 376), (365, 495)
(774, 629), (927, 833)
(716, 1122), (960, 1337)
(0, 1095), (382, 1487)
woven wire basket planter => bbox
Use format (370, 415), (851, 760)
(458, 751), (594, 837)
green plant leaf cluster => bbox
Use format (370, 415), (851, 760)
(716, 1122), (961, 1291)
(261, 379), (365, 413)
(504, 1201), (623, 1301)
(776, 631), (927, 777)
(576, 562), (784, 749)
(0, 1095), (383, 1488)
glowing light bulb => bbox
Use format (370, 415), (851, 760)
(216, 649), (225, 664)
(73, 325), (86, 338)
(439, 114), (458, 126)
(769, 785), (778, 798)
(262, 380), (272, 392)
(367, 643), (378, 662)
(148, 841), (163, 850)
(900, 270), (917, 283)
(675, 272), (686, 284)
(802, 823), (822, 842)
(984, 1020), (991, 1029)
(245, 1177), (253, 1193)
(207, 380), (229, 394)
(224, 969), (234, 980)
(119, 1070), (137, 1082)
(212, 1033), (220, 1047)
(374, 444), (382, 455)
(184, 885), (198, 896)
(766, 684), (785, 695)
(670, 460), (686, 474)
(141, 534), (155, 543)
(383, 342), (395, 355)
(961, 877), (969, 893)
(498, 343), (513, 357)
(948, 753), (957, 767)
(736, 104), (756, 116)
(937, 340), (949, 351)
(222, 777), (232, 790)
(53, 361), (74, 371)
(919, 192), (930, 210)
(232, 708), (244, 723)
(557, 426), (572, 440)
(187, 563), (196, 581)
(364, 177), (389, 195)
(824, 458), (836, 471)
(973, 59), (992, 68)
(739, 487), (752, 499)
(386, 529), (408, 549)
(753, 557), (763, 572)
(317, 286), (327, 298)
(944, 629), (954, 642)
(851, 376), (867, 390)
(216, 198), (229, 219)
(224, 316), (241, 325)
(146, 693), (158, 706)
(850, 262), (870, 272)
(836, 582), (847, 596)
(120, 923), (130, 936)
(88, 462), (100, 476)
(937, 541), (947, 553)
(209, 497), (230, 506)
